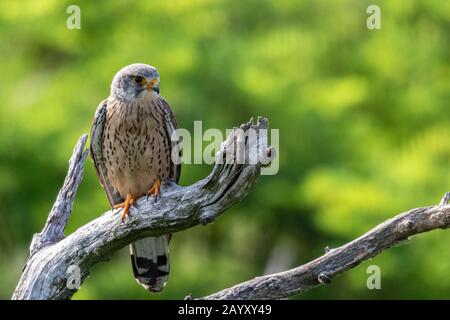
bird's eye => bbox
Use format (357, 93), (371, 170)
(133, 76), (145, 84)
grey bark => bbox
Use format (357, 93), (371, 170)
(202, 193), (450, 300)
(11, 116), (450, 300)
(12, 117), (274, 300)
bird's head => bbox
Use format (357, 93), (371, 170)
(110, 63), (160, 101)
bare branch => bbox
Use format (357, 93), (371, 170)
(201, 196), (450, 300)
(12, 117), (274, 300)
(440, 192), (450, 205)
(30, 135), (88, 255)
(12, 116), (450, 301)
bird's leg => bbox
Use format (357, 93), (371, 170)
(113, 194), (136, 222)
(147, 178), (161, 202)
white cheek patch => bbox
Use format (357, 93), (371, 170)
(126, 84), (139, 98)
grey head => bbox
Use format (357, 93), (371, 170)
(110, 63), (160, 101)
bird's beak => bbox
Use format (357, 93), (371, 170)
(146, 79), (159, 93)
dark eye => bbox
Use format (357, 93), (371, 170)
(133, 76), (145, 84)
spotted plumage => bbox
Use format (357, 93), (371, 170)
(90, 63), (180, 292)
(102, 96), (174, 197)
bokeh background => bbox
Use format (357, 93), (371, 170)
(0, 0), (449, 299)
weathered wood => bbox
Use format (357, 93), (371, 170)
(13, 117), (274, 300)
(30, 135), (88, 256)
(12, 115), (450, 300)
(201, 194), (450, 300)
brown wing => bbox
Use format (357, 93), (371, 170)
(158, 96), (181, 184)
(89, 100), (123, 207)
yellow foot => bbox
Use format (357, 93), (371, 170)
(147, 178), (161, 201)
(113, 194), (136, 222)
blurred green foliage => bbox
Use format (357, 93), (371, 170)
(0, 0), (449, 299)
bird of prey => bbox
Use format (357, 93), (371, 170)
(89, 63), (180, 292)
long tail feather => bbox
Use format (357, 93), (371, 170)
(130, 235), (170, 292)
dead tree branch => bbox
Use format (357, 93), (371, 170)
(201, 193), (450, 299)
(13, 117), (274, 300)
(12, 115), (450, 300)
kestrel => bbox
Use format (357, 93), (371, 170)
(90, 63), (180, 292)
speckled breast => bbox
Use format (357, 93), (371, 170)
(102, 97), (172, 197)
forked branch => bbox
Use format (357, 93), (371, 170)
(12, 116), (450, 300)
(13, 118), (274, 300)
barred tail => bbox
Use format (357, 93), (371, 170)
(130, 235), (170, 292)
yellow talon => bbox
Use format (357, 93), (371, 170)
(147, 178), (161, 198)
(113, 194), (136, 222)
